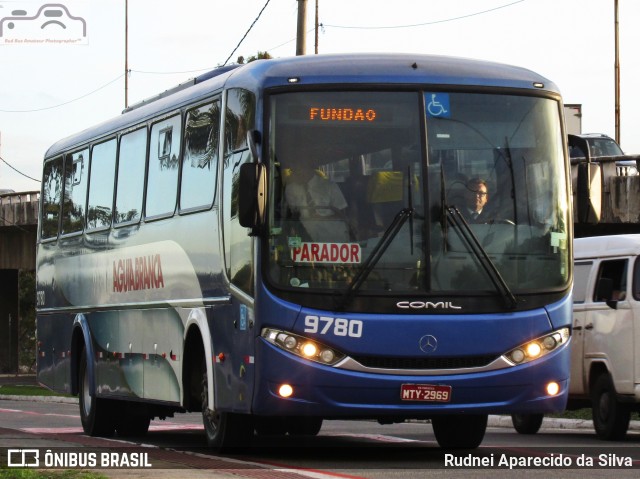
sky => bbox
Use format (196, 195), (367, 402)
(1, 0), (638, 193)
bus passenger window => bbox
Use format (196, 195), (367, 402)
(41, 157), (63, 239)
(61, 148), (89, 235)
(115, 128), (147, 224)
(86, 139), (116, 230)
(147, 115), (181, 218)
(181, 100), (220, 210)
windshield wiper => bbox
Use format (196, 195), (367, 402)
(445, 206), (518, 309)
(336, 207), (414, 311)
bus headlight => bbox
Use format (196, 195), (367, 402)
(503, 328), (570, 366)
(262, 328), (345, 366)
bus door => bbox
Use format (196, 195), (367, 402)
(217, 88), (257, 412)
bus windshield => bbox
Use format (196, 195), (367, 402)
(266, 91), (569, 301)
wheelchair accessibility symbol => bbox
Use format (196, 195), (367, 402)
(426, 93), (450, 118)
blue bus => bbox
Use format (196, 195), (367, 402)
(36, 53), (572, 449)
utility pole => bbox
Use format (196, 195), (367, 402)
(125, 0), (129, 109)
(296, 0), (307, 56)
(315, 0), (319, 54)
(614, 0), (620, 144)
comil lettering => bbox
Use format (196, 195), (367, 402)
(113, 254), (165, 293)
(309, 107), (377, 122)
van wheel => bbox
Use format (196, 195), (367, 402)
(201, 369), (253, 450)
(591, 373), (630, 440)
(432, 414), (487, 449)
(78, 349), (115, 437)
(511, 413), (543, 434)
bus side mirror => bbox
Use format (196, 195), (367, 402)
(238, 162), (266, 230)
(238, 131), (266, 231)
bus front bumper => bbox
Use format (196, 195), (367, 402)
(251, 339), (569, 418)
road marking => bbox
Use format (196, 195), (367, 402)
(21, 423), (205, 434)
(331, 432), (419, 443)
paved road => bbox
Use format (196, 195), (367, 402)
(1, 376), (640, 478)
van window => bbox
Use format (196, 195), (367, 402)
(594, 259), (628, 302)
(633, 257), (640, 301)
(573, 261), (592, 303)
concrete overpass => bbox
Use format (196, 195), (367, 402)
(0, 191), (38, 373)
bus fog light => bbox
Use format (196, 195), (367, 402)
(546, 381), (560, 396)
(278, 384), (293, 398)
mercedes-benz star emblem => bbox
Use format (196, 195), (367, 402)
(419, 335), (438, 354)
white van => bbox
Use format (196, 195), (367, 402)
(513, 234), (640, 439)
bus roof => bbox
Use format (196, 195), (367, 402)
(44, 53), (558, 158)
(575, 234), (640, 260)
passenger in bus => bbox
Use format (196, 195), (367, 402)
(284, 163), (349, 242)
(462, 178), (493, 224)
(284, 164), (348, 219)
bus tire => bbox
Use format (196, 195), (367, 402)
(511, 413), (543, 434)
(201, 369), (253, 450)
(432, 414), (487, 449)
(287, 417), (323, 436)
(591, 373), (630, 440)
(254, 416), (288, 436)
(115, 408), (151, 437)
(78, 348), (115, 437)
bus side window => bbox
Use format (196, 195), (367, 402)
(61, 148), (89, 235)
(147, 114), (182, 218)
(115, 128), (147, 224)
(594, 259), (628, 302)
(41, 157), (63, 239)
(86, 139), (117, 230)
(181, 100), (220, 210)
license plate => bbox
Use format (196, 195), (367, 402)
(401, 384), (452, 402)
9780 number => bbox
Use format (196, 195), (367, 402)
(304, 315), (363, 338)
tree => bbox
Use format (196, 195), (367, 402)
(236, 51), (273, 64)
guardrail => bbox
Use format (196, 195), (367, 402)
(0, 190), (40, 206)
(0, 190), (40, 227)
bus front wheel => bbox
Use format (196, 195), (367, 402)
(431, 414), (487, 449)
(511, 413), (544, 434)
(201, 370), (253, 450)
(78, 348), (115, 437)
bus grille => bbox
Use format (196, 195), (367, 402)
(351, 354), (498, 370)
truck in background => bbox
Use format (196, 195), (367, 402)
(564, 103), (582, 135)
